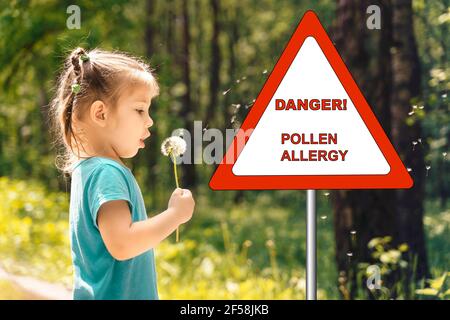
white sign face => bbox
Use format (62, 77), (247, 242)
(232, 37), (390, 176)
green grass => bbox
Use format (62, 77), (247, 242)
(0, 177), (447, 299)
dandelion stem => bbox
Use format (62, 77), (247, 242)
(171, 152), (180, 242)
(171, 152), (179, 188)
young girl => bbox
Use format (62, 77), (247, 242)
(49, 47), (195, 300)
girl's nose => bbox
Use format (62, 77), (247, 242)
(146, 115), (154, 128)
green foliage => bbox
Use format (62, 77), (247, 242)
(0, 177), (334, 299)
(0, 177), (448, 299)
(0, 177), (72, 287)
(416, 272), (450, 300)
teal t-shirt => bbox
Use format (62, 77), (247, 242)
(69, 156), (159, 300)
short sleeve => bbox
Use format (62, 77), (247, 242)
(87, 164), (133, 229)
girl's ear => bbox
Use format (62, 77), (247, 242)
(90, 100), (107, 127)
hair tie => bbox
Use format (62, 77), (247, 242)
(80, 53), (90, 62)
(71, 83), (81, 94)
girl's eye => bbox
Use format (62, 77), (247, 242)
(136, 109), (145, 115)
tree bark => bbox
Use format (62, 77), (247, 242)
(331, 0), (397, 299)
(179, 0), (196, 188)
(390, 0), (428, 280)
(143, 0), (158, 205)
(204, 0), (221, 127)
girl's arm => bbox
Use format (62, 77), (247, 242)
(97, 188), (195, 261)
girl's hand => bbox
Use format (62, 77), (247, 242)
(168, 188), (195, 225)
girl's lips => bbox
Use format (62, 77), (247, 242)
(140, 133), (150, 147)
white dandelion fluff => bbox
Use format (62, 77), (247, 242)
(161, 136), (186, 157)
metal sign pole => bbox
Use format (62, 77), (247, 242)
(306, 189), (317, 300)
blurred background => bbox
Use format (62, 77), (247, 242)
(0, 0), (448, 299)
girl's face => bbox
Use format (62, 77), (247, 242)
(106, 83), (154, 158)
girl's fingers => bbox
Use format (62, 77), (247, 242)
(173, 188), (183, 195)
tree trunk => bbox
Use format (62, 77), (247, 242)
(390, 0), (428, 280)
(331, 0), (397, 299)
(204, 0), (221, 127)
(179, 0), (196, 188)
(143, 0), (159, 206)
(437, 0), (449, 209)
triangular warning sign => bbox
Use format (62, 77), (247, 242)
(210, 10), (413, 190)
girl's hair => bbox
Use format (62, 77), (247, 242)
(49, 47), (159, 175)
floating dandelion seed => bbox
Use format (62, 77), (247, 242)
(412, 141), (418, 150)
(320, 215), (328, 220)
(222, 88), (231, 95)
(442, 93), (447, 98)
(443, 152), (448, 158)
(324, 192), (330, 197)
(407, 167), (412, 172)
(347, 252), (353, 257)
(350, 230), (357, 235)
(425, 165), (431, 176)
(161, 135), (187, 242)
(241, 76), (247, 80)
(412, 105), (418, 109)
(231, 115), (236, 124)
(252, 99), (256, 103)
(236, 79), (240, 84)
(417, 138), (422, 144)
(262, 69), (268, 74)
(419, 105), (425, 109)
(408, 111), (415, 116)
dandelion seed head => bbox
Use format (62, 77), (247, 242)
(161, 136), (186, 157)
(266, 239), (275, 248)
(243, 240), (253, 247)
